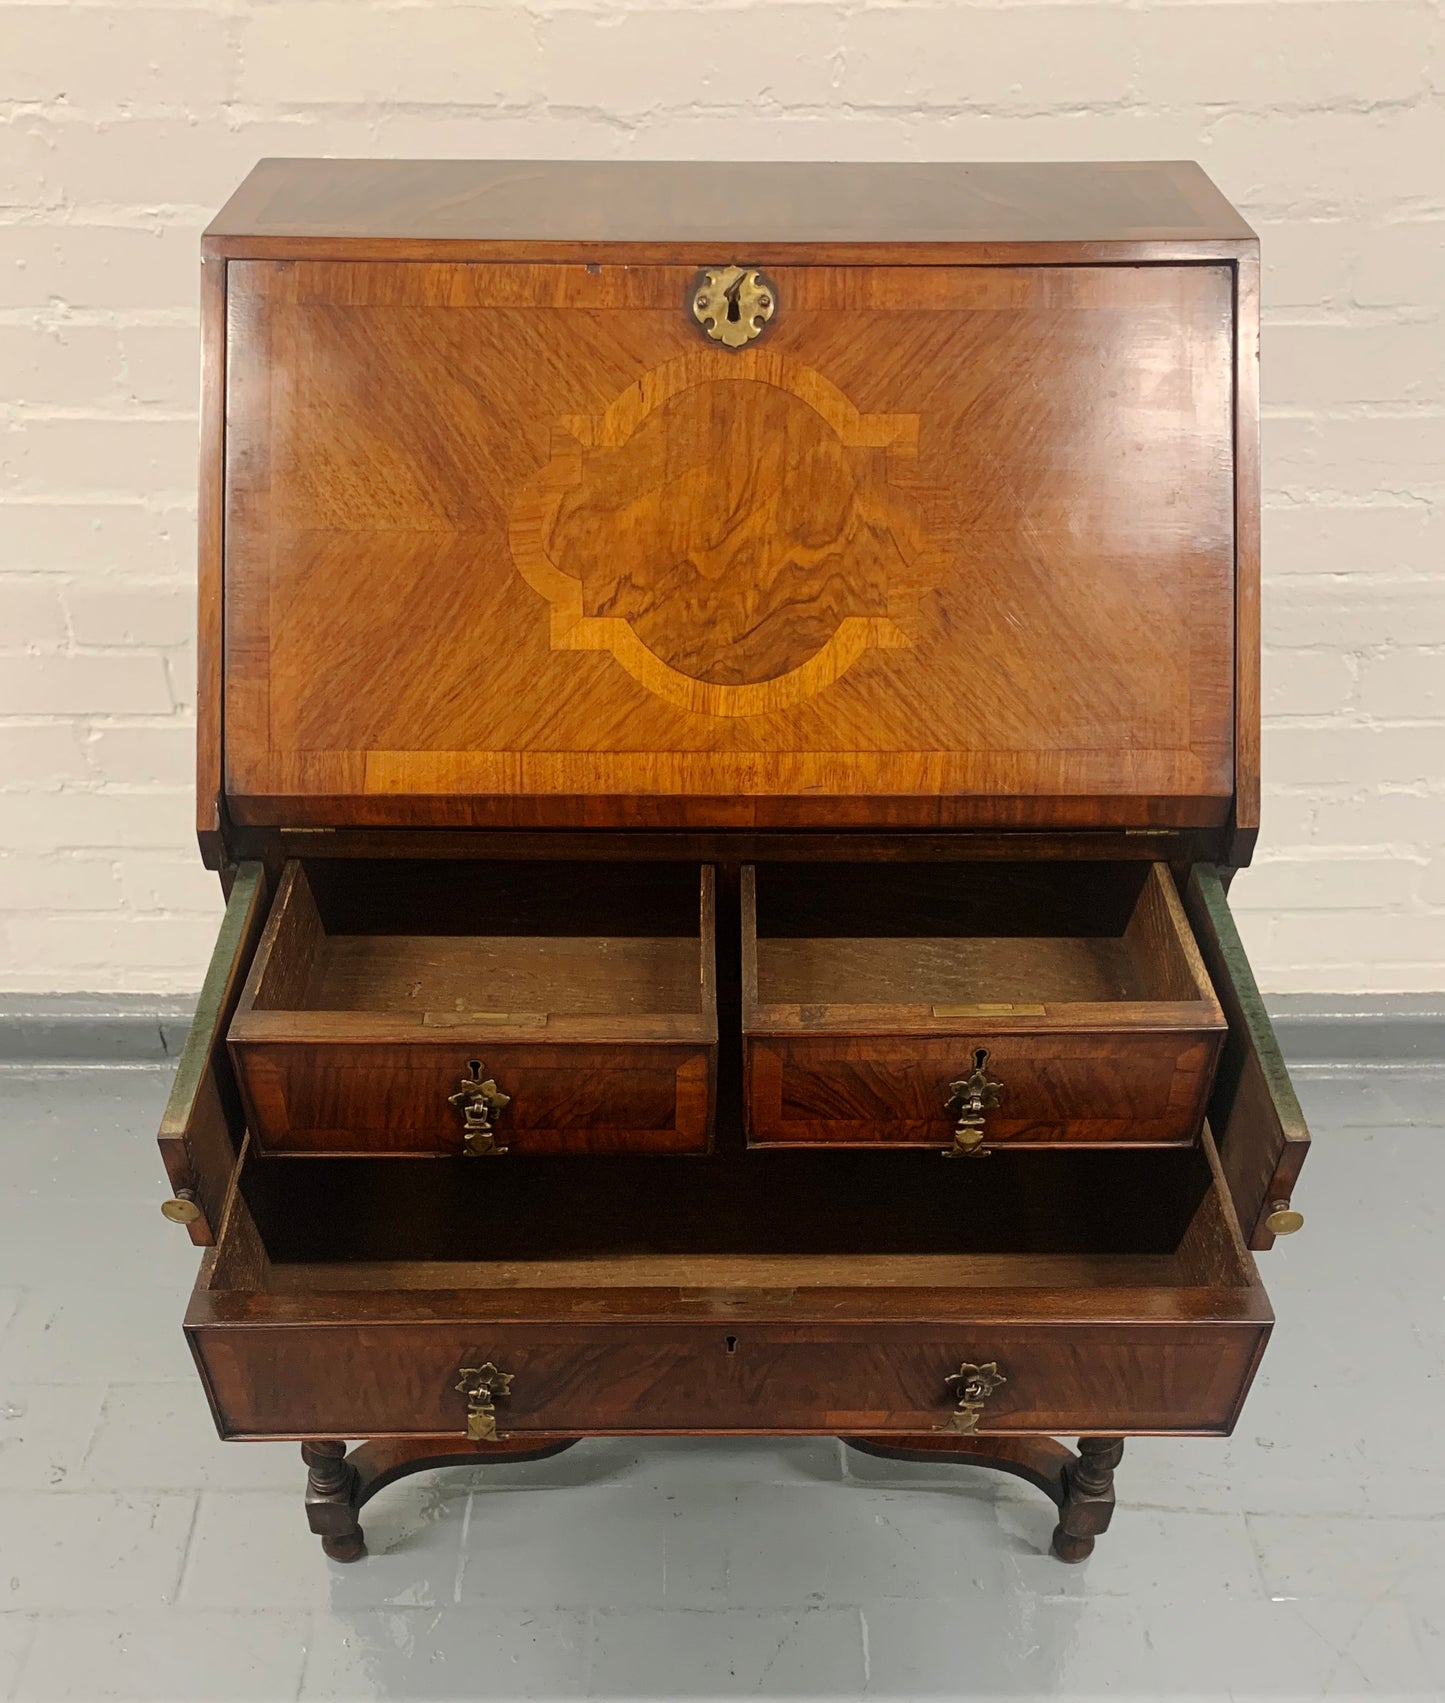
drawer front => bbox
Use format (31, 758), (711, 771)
(222, 258), (1235, 832)
(746, 1031), (1221, 1149)
(190, 1319), (1267, 1440)
(232, 1040), (714, 1156)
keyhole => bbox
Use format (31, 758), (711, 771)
(972, 1047), (989, 1070)
(467, 1059), (482, 1079)
(726, 295), (740, 322)
(724, 1335), (738, 1354)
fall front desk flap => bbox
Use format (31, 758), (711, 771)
(219, 254), (1241, 832)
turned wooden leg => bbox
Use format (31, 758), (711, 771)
(302, 1439), (365, 1563)
(300, 1435), (580, 1562)
(1050, 1436), (1123, 1563)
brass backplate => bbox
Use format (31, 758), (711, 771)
(448, 1062), (511, 1157)
(943, 1360), (1006, 1433)
(691, 265), (776, 348)
(943, 1048), (1003, 1158)
(456, 1362), (514, 1442)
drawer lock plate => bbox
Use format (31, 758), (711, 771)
(944, 1361), (1007, 1433)
(691, 265), (776, 348)
(944, 1049), (1003, 1158)
(456, 1362), (514, 1441)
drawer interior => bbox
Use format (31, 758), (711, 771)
(747, 861), (1220, 1020)
(206, 1130), (1257, 1300)
(236, 859), (714, 1029)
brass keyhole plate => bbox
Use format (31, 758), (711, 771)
(691, 265), (776, 348)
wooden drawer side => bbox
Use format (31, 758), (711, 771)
(156, 862), (268, 1244)
(1184, 866), (1312, 1250)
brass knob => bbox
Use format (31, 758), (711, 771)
(160, 1189), (200, 1225)
(1264, 1201), (1304, 1236)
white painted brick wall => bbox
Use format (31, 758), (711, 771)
(0, 0), (1442, 995)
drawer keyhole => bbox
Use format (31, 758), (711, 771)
(725, 1335), (738, 1354)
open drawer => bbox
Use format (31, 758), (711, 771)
(227, 860), (717, 1157)
(743, 862), (1226, 1153)
(184, 1131), (1271, 1441)
(158, 861), (1307, 1253)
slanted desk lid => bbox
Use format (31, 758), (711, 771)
(209, 162), (1254, 838)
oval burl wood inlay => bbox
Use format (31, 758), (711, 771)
(508, 350), (926, 717)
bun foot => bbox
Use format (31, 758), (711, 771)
(1049, 1525), (1095, 1563)
(321, 1530), (367, 1563)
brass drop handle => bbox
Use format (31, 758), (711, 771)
(944, 1361), (1007, 1433)
(1265, 1200), (1304, 1236)
(160, 1189), (201, 1225)
(448, 1061), (510, 1156)
(691, 264), (776, 348)
(943, 1048), (1002, 1158)
(456, 1362), (513, 1441)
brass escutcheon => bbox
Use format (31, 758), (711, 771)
(944, 1361), (1007, 1433)
(456, 1362), (513, 1441)
(690, 265), (776, 348)
(448, 1060), (511, 1157)
(943, 1048), (1003, 1158)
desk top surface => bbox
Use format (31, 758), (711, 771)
(208, 159), (1255, 250)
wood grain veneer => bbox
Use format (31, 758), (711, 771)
(220, 257), (1236, 833)
(228, 860), (718, 1156)
(205, 159), (1256, 256)
(186, 1127), (1270, 1441)
(166, 162), (1303, 1562)
(742, 862), (1225, 1148)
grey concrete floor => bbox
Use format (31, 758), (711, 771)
(0, 1056), (1441, 1702)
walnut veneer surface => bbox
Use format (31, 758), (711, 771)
(162, 161), (1307, 1569)
(221, 259), (1235, 830)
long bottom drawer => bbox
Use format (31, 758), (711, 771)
(189, 1315), (1268, 1441)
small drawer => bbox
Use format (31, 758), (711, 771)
(742, 862), (1225, 1151)
(229, 860), (717, 1156)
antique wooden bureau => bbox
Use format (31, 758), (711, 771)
(158, 158), (1310, 1565)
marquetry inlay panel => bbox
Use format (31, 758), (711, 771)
(222, 259), (1236, 829)
(510, 351), (934, 718)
